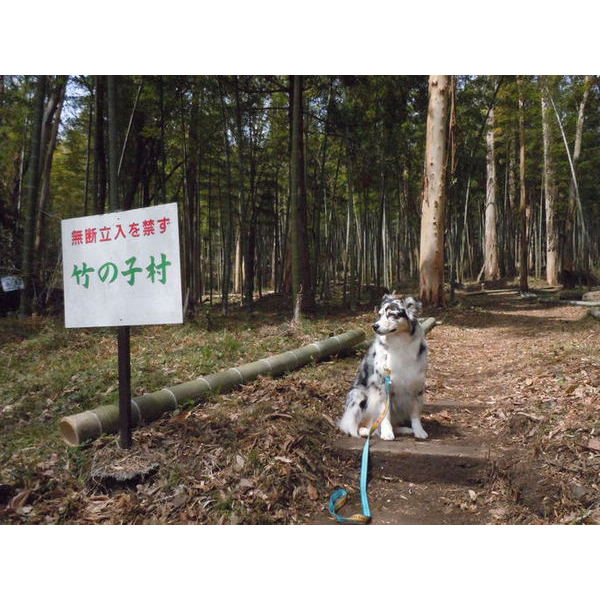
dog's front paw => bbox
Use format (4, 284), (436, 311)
(380, 429), (395, 441)
(358, 427), (370, 438)
(411, 418), (428, 440)
(380, 422), (395, 441)
(413, 427), (428, 440)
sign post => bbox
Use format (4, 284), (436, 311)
(61, 202), (183, 448)
(118, 326), (132, 448)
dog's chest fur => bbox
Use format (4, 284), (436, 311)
(375, 329), (427, 400)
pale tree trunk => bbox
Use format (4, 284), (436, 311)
(507, 137), (517, 277)
(218, 80), (234, 313)
(234, 233), (242, 294)
(185, 82), (202, 311)
(517, 77), (529, 292)
(547, 80), (591, 277)
(233, 77), (253, 308)
(419, 75), (450, 306)
(540, 78), (559, 285)
(484, 106), (500, 280)
(563, 75), (591, 284)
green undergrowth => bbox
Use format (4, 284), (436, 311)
(0, 298), (371, 503)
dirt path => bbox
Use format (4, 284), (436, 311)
(313, 291), (600, 524)
(3, 290), (597, 524)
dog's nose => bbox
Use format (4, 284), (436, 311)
(372, 324), (380, 333)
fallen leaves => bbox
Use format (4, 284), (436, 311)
(489, 507), (507, 521)
(307, 484), (319, 500)
(2, 290), (599, 526)
(584, 438), (600, 452)
(9, 490), (31, 514)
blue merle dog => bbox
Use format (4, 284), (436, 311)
(338, 295), (429, 440)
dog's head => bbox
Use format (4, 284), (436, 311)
(373, 294), (421, 336)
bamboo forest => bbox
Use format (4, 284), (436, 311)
(1, 75), (599, 528)
(2, 76), (599, 317)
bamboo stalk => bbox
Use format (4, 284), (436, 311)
(59, 329), (366, 446)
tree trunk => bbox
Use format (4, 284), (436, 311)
(563, 75), (591, 285)
(517, 77), (529, 292)
(94, 75), (107, 214)
(18, 75), (47, 317)
(83, 84), (94, 216)
(506, 136), (517, 277)
(419, 75), (450, 306)
(289, 75), (314, 314)
(233, 77), (253, 308)
(106, 76), (120, 212)
(540, 79), (559, 285)
(33, 77), (67, 284)
(484, 106), (500, 281)
(186, 82), (201, 310)
(218, 80), (234, 314)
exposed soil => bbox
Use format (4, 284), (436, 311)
(380, 290), (597, 524)
(314, 289), (600, 524)
(1, 289), (599, 524)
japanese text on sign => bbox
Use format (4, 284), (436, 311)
(71, 254), (172, 288)
(61, 203), (182, 328)
(70, 217), (171, 245)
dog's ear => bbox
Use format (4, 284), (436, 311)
(381, 293), (396, 304)
(404, 296), (422, 315)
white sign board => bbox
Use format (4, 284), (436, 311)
(61, 203), (183, 328)
(1, 276), (24, 292)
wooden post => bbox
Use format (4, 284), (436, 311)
(118, 325), (132, 448)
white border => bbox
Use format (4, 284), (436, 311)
(0, 526), (597, 598)
(2, 1), (597, 74)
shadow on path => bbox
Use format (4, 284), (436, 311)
(441, 292), (595, 337)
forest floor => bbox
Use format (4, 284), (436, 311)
(1, 284), (599, 525)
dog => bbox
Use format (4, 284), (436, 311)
(338, 294), (429, 440)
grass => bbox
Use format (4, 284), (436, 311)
(0, 293), (369, 519)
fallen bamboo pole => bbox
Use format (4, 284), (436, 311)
(459, 288), (526, 297)
(547, 299), (600, 307)
(520, 292), (600, 307)
(59, 328), (366, 446)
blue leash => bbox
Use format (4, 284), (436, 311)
(328, 374), (391, 524)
